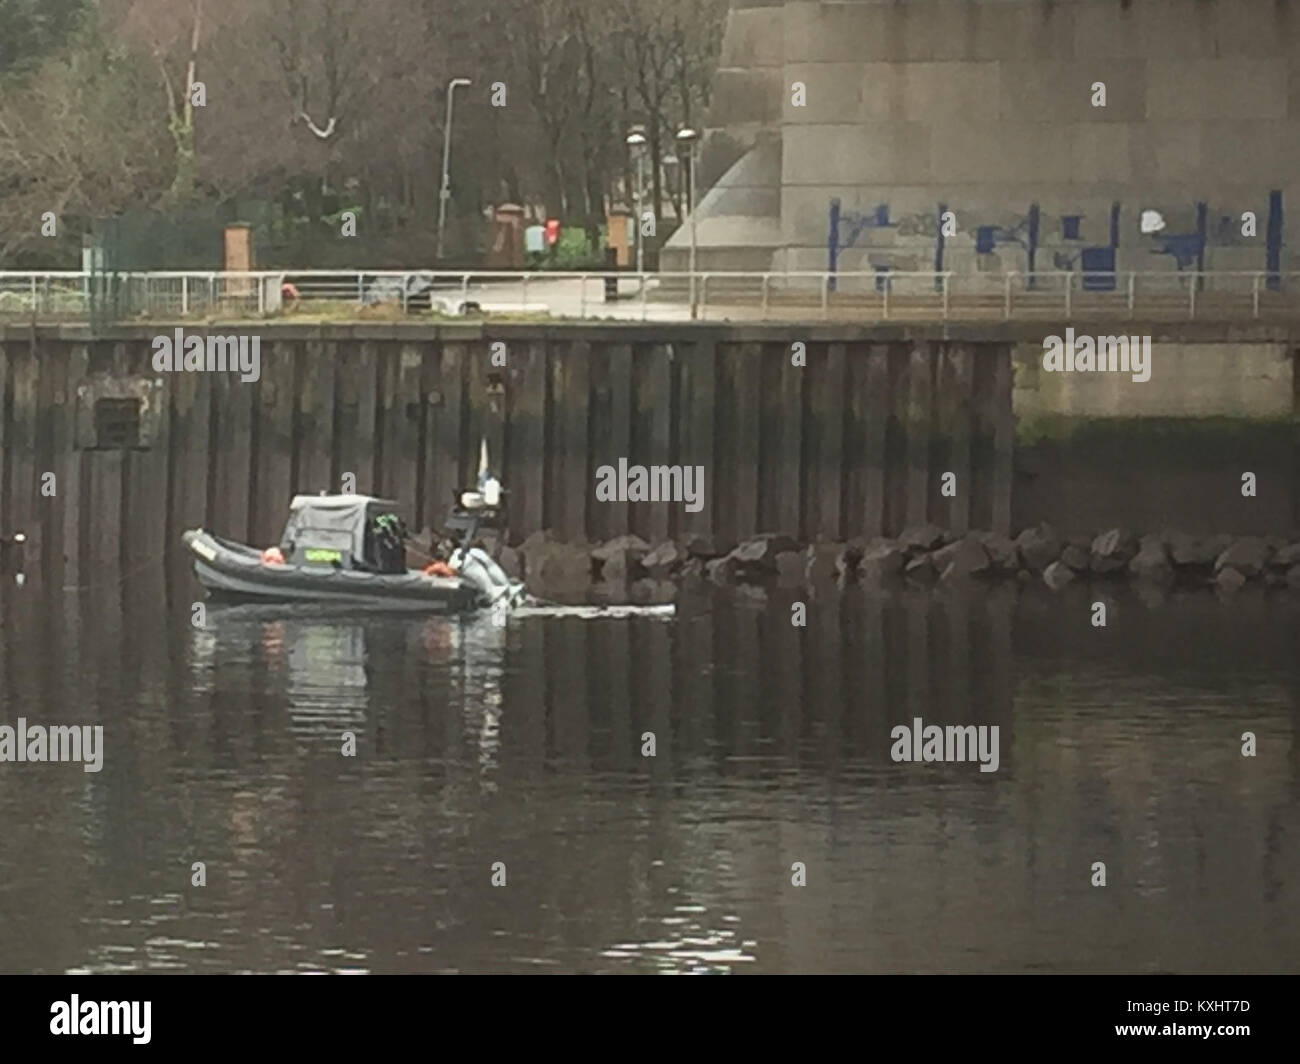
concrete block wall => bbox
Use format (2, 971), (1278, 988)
(669, 0), (1300, 281)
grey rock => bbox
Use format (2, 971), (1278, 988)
(640, 539), (683, 577)
(705, 556), (737, 585)
(1128, 534), (1173, 585)
(932, 536), (991, 580)
(1090, 528), (1139, 574)
(1014, 522), (1061, 572)
(904, 554), (936, 581)
(775, 550), (805, 585)
(858, 540), (906, 583)
(678, 557), (705, 582)
(518, 529), (557, 578)
(1215, 566), (1247, 594)
(1169, 531), (1230, 568)
(803, 542), (844, 584)
(590, 534), (650, 562)
(973, 530), (1019, 572)
(899, 524), (946, 553)
(1059, 543), (1090, 573)
(1272, 542), (1300, 568)
(1215, 537), (1271, 578)
(531, 541), (593, 589)
(593, 534), (651, 583)
(729, 534), (802, 572)
(1042, 560), (1075, 590)
(517, 530), (550, 550)
(597, 551), (633, 584)
(683, 533), (730, 559)
(1287, 564), (1300, 590)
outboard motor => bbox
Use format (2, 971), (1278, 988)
(443, 439), (527, 611)
(452, 547), (526, 609)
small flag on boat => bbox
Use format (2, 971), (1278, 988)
(476, 438), (490, 489)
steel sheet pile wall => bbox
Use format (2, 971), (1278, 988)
(0, 326), (1013, 587)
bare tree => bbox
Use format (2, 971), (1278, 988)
(117, 0), (207, 205)
(0, 35), (171, 263)
(1, 0), (730, 266)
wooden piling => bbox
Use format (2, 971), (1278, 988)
(631, 342), (672, 543)
(860, 343), (890, 538)
(587, 342), (632, 541)
(250, 340), (296, 546)
(937, 343), (974, 534)
(991, 344), (1014, 536)
(423, 341), (466, 535)
(549, 340), (590, 542)
(505, 339), (545, 538)
(296, 338), (335, 497)
(905, 342), (935, 530)
(211, 367), (253, 541)
(674, 339), (716, 540)
(805, 341), (846, 541)
(378, 342), (423, 519)
(760, 341), (804, 536)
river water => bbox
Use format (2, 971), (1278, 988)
(0, 567), (1297, 974)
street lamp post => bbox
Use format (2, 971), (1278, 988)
(437, 77), (472, 261)
(676, 127), (699, 318)
(625, 127), (647, 277)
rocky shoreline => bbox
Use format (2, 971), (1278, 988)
(497, 525), (1300, 598)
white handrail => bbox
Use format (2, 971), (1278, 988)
(1, 268), (1296, 323)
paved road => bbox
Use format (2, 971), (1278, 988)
(450, 276), (1300, 324)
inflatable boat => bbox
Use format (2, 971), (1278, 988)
(183, 491), (525, 612)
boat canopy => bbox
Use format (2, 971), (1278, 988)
(280, 494), (400, 567)
(287, 493), (398, 511)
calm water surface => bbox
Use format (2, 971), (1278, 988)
(0, 567), (1297, 973)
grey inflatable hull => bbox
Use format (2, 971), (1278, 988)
(183, 529), (485, 611)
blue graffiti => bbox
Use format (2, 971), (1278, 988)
(839, 203), (895, 246)
(827, 194), (1283, 282)
(1152, 233), (1204, 269)
(1150, 202), (1207, 272)
(975, 212), (1038, 283)
(828, 200), (896, 273)
(1080, 247), (1116, 290)
(975, 220), (1030, 255)
(1268, 190), (1283, 289)
(828, 199), (909, 288)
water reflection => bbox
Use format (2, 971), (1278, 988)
(0, 574), (1297, 973)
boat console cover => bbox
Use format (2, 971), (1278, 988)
(280, 494), (399, 568)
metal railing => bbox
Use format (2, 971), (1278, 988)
(1, 268), (1298, 324)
